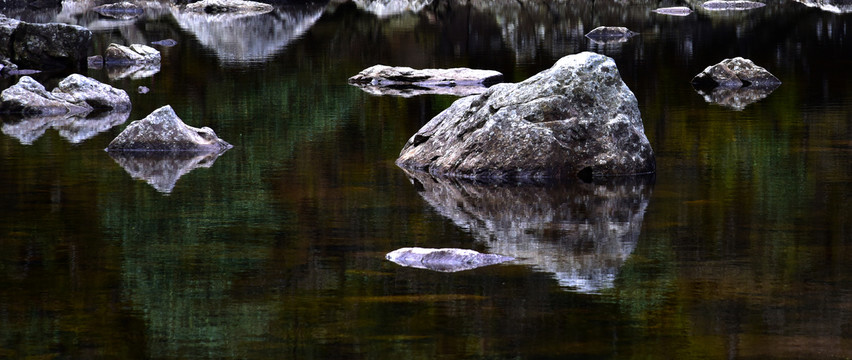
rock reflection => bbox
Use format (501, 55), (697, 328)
(106, 62), (161, 80)
(170, 4), (324, 65)
(403, 170), (653, 293)
(1, 110), (129, 144)
(108, 150), (228, 194)
(694, 84), (780, 111)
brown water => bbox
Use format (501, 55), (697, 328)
(0, 0), (851, 359)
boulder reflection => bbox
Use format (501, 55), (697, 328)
(170, 4), (324, 65)
(1, 110), (129, 145)
(694, 84), (780, 111)
(108, 150), (228, 194)
(404, 170), (653, 293)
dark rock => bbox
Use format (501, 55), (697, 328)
(106, 105), (232, 153)
(0, 16), (21, 54)
(396, 51), (655, 182)
(348, 65), (504, 97)
(401, 170), (653, 292)
(652, 6), (693, 15)
(108, 150), (228, 193)
(104, 43), (161, 65)
(701, 0), (766, 11)
(87, 55), (104, 69)
(585, 26), (637, 43)
(93, 1), (144, 19)
(0, 74), (130, 116)
(184, 0), (274, 15)
(691, 57), (781, 89)
(151, 39), (178, 47)
(10, 21), (91, 70)
(386, 247), (514, 272)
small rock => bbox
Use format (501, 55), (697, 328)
(585, 26), (637, 43)
(349, 65), (503, 97)
(652, 6), (693, 16)
(106, 105), (232, 153)
(386, 247), (514, 272)
(137, 86), (149, 94)
(691, 57), (781, 89)
(104, 43), (161, 65)
(151, 39), (177, 47)
(87, 55), (103, 69)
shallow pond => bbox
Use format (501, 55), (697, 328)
(0, 0), (851, 358)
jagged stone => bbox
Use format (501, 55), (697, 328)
(106, 105), (232, 153)
(396, 51), (655, 182)
(0, 74), (130, 115)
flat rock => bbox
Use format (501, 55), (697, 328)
(396, 51), (655, 182)
(0, 74), (130, 116)
(184, 0), (273, 15)
(106, 105), (232, 153)
(104, 43), (161, 65)
(701, 0), (766, 10)
(585, 26), (637, 42)
(349, 65), (503, 97)
(652, 6), (693, 15)
(386, 247), (514, 272)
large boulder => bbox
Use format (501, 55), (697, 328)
(396, 51), (655, 182)
(10, 21), (91, 70)
(0, 74), (131, 115)
(349, 65), (504, 97)
(386, 247), (514, 272)
(106, 105), (232, 153)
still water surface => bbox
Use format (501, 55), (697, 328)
(1, 0), (851, 358)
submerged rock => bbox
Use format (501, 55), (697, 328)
(396, 51), (655, 182)
(0, 74), (131, 116)
(93, 1), (144, 19)
(104, 43), (161, 65)
(183, 0), (273, 15)
(386, 247), (514, 272)
(349, 65), (504, 97)
(701, 0), (766, 10)
(652, 6), (693, 15)
(584, 26), (637, 43)
(106, 105), (232, 153)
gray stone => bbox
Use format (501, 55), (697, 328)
(349, 65), (504, 97)
(184, 0), (273, 15)
(353, 0), (433, 17)
(652, 6), (693, 15)
(10, 21), (91, 70)
(585, 26), (637, 43)
(691, 57), (781, 89)
(104, 43), (161, 65)
(0, 74), (130, 115)
(386, 247), (514, 272)
(396, 51), (655, 182)
(794, 0), (852, 13)
(701, 0), (766, 10)
(106, 105), (232, 153)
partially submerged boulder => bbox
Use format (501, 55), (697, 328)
(652, 6), (693, 15)
(93, 1), (144, 19)
(106, 105), (232, 153)
(701, 0), (766, 11)
(0, 74), (131, 116)
(396, 51), (655, 182)
(691, 57), (781, 110)
(386, 247), (514, 272)
(691, 57), (781, 89)
(585, 26), (637, 43)
(184, 0), (273, 15)
(349, 65), (504, 97)
(104, 43), (161, 65)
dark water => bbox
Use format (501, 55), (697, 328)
(1, 0), (851, 358)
